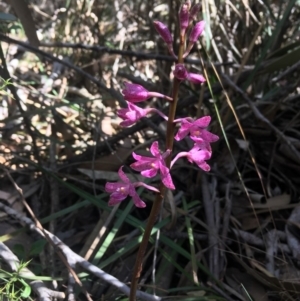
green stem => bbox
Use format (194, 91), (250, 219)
(129, 29), (185, 301)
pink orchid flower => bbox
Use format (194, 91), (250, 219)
(117, 102), (168, 127)
(174, 116), (219, 147)
(105, 166), (159, 208)
(117, 102), (152, 127)
(122, 82), (172, 103)
(130, 141), (175, 190)
(171, 144), (212, 171)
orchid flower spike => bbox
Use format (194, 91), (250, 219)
(105, 166), (159, 208)
(130, 141), (175, 190)
(122, 82), (173, 103)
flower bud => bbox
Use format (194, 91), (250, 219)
(189, 3), (202, 21)
(122, 82), (173, 103)
(179, 2), (190, 35)
(153, 21), (173, 45)
(183, 20), (205, 57)
(173, 64), (188, 81)
(189, 20), (205, 43)
(188, 73), (206, 84)
(122, 83), (149, 102)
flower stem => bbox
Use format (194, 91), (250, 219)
(129, 26), (185, 301)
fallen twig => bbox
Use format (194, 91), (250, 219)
(0, 201), (161, 301)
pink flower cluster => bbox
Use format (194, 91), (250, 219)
(105, 2), (219, 208)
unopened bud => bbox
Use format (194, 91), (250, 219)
(153, 21), (173, 45)
(179, 2), (190, 35)
(184, 20), (205, 57)
(188, 73), (206, 84)
(189, 20), (205, 42)
(189, 3), (202, 20)
(174, 64), (188, 80)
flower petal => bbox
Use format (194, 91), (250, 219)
(192, 140), (212, 152)
(122, 82), (149, 102)
(141, 168), (158, 178)
(175, 126), (190, 140)
(117, 108), (128, 119)
(153, 21), (173, 44)
(131, 160), (155, 172)
(131, 192), (146, 208)
(150, 141), (160, 157)
(190, 149), (211, 162)
(193, 116), (211, 127)
(105, 182), (126, 193)
(188, 73), (206, 84)
(189, 21), (205, 42)
(108, 193), (127, 206)
(132, 152), (154, 162)
(197, 161), (211, 171)
(162, 173), (175, 189)
(159, 164), (175, 190)
(200, 129), (219, 142)
(118, 166), (130, 183)
(179, 2), (189, 32)
(120, 120), (135, 127)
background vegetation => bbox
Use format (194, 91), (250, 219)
(0, 0), (300, 300)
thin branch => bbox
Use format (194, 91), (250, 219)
(0, 201), (161, 301)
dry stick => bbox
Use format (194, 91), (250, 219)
(0, 201), (161, 301)
(231, 228), (290, 253)
(129, 29), (186, 301)
(40, 41), (232, 67)
(4, 170), (94, 301)
(67, 272), (76, 301)
(49, 123), (61, 288)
